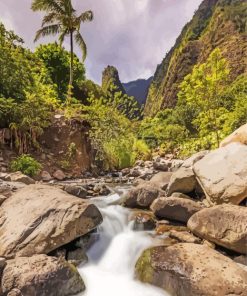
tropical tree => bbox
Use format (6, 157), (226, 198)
(178, 48), (230, 147)
(32, 0), (93, 89)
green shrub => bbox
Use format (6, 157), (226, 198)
(10, 154), (42, 176)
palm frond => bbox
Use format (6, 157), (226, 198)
(41, 12), (59, 26)
(75, 31), (87, 61)
(31, 0), (64, 14)
(58, 28), (69, 45)
(77, 10), (94, 24)
(34, 24), (61, 42)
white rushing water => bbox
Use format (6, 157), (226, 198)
(77, 189), (169, 296)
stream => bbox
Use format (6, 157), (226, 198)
(77, 187), (170, 296)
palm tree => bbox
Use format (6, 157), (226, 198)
(32, 0), (93, 88)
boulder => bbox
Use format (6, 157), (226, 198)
(167, 151), (208, 196)
(151, 196), (204, 223)
(153, 160), (168, 172)
(167, 167), (196, 196)
(1, 254), (85, 296)
(129, 210), (156, 231)
(0, 180), (26, 197)
(149, 172), (172, 190)
(169, 230), (201, 244)
(4, 171), (35, 185)
(53, 170), (66, 181)
(193, 143), (247, 205)
(188, 204), (247, 254)
(0, 184), (103, 259)
(63, 184), (88, 199)
(135, 243), (247, 296)
(220, 124), (247, 147)
(41, 171), (52, 182)
(124, 183), (160, 209)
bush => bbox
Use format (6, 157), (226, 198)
(10, 154), (42, 177)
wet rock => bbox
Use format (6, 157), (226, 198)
(121, 168), (130, 176)
(149, 172), (172, 191)
(153, 160), (168, 172)
(1, 255), (85, 296)
(0, 184), (103, 258)
(155, 222), (188, 235)
(67, 248), (88, 267)
(188, 204), (247, 254)
(169, 230), (201, 244)
(151, 196), (204, 223)
(53, 169), (66, 181)
(41, 170), (52, 182)
(130, 210), (156, 231)
(135, 243), (247, 296)
(93, 183), (111, 196)
(194, 143), (247, 205)
(124, 183), (160, 209)
(63, 184), (88, 199)
(4, 171), (35, 185)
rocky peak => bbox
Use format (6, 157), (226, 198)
(102, 65), (126, 94)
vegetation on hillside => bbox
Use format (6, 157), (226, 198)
(144, 0), (247, 117)
(138, 49), (247, 157)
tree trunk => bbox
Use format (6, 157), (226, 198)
(69, 30), (74, 88)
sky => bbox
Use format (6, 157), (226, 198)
(0, 0), (203, 84)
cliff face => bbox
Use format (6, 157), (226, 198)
(102, 66), (126, 94)
(144, 0), (247, 117)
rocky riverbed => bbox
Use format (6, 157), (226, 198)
(0, 133), (247, 295)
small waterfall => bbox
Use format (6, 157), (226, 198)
(77, 188), (170, 296)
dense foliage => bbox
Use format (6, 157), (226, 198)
(138, 49), (247, 157)
(35, 43), (85, 100)
(10, 154), (42, 176)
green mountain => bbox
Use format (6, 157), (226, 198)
(102, 65), (126, 94)
(123, 77), (153, 106)
(144, 0), (247, 117)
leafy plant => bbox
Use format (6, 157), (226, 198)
(32, 0), (93, 96)
(10, 154), (42, 176)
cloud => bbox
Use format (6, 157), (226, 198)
(0, 0), (203, 83)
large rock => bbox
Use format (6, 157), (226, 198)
(4, 171), (35, 185)
(188, 204), (247, 254)
(167, 151), (208, 196)
(0, 184), (103, 259)
(0, 180), (26, 197)
(1, 254), (85, 296)
(220, 124), (247, 147)
(151, 196), (204, 223)
(124, 183), (161, 209)
(167, 167), (196, 196)
(149, 172), (172, 191)
(194, 143), (247, 205)
(135, 243), (247, 296)
(53, 170), (66, 181)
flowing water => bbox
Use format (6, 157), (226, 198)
(77, 187), (170, 296)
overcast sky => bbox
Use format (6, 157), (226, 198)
(0, 0), (203, 84)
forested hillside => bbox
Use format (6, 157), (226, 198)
(144, 0), (247, 116)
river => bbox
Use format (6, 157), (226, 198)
(77, 187), (170, 296)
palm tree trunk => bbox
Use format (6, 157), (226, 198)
(69, 30), (74, 87)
